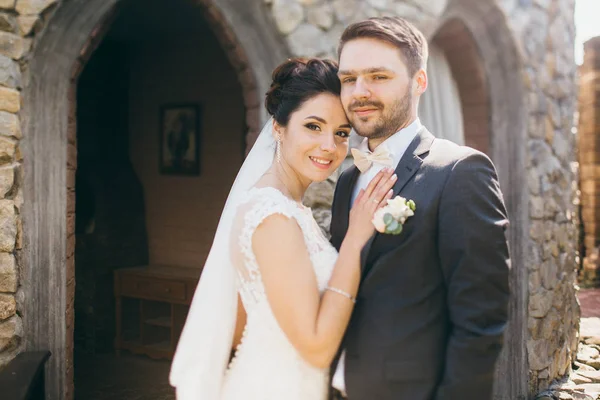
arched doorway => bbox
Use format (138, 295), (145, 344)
(428, 18), (491, 154)
(20, 0), (289, 398)
(419, 41), (466, 146)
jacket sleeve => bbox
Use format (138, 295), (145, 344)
(435, 152), (510, 400)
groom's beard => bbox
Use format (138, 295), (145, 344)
(350, 90), (412, 140)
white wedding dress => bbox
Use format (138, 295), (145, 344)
(220, 186), (338, 400)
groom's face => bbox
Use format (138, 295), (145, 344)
(338, 38), (416, 141)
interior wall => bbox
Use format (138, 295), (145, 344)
(128, 34), (245, 269)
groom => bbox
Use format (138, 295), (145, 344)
(329, 17), (510, 400)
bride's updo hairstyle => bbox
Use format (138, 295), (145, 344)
(265, 58), (341, 126)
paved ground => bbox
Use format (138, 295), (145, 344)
(579, 288), (600, 318)
(75, 353), (175, 400)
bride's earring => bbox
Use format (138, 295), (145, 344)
(276, 135), (282, 164)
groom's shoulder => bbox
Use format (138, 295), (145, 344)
(428, 135), (493, 169)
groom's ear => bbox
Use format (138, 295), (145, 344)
(414, 69), (427, 95)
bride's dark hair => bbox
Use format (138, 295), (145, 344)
(265, 58), (341, 126)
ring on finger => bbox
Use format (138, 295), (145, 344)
(372, 198), (380, 203)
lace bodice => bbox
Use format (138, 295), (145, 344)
(220, 186), (338, 400)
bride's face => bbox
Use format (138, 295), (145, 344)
(277, 93), (351, 183)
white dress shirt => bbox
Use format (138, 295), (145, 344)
(332, 118), (422, 395)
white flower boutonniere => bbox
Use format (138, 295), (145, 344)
(372, 196), (416, 235)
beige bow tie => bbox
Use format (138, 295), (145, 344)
(351, 146), (393, 173)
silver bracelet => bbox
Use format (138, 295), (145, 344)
(325, 286), (356, 304)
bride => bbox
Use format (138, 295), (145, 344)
(169, 58), (397, 400)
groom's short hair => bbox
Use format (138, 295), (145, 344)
(338, 17), (428, 77)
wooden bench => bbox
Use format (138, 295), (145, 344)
(0, 351), (51, 400)
(114, 266), (200, 359)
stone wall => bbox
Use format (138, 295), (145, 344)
(0, 0), (30, 369)
(495, 0), (580, 395)
(579, 36), (600, 288)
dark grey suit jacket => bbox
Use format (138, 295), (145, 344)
(330, 128), (510, 400)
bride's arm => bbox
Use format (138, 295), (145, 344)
(252, 169), (396, 369)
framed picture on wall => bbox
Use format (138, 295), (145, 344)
(159, 103), (201, 176)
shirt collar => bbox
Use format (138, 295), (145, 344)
(356, 118), (422, 166)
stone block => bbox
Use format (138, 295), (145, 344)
(0, 200), (16, 252)
(529, 288), (553, 318)
(245, 107), (260, 133)
(355, 1), (379, 19)
(273, 0), (304, 35)
(65, 254), (74, 283)
(237, 67), (256, 90)
(0, 13), (18, 33)
(528, 338), (553, 370)
(0, 165), (13, 197)
(365, 0), (389, 10)
(530, 195), (545, 219)
(0, 136), (14, 164)
(288, 23), (330, 56)
(66, 167), (75, 190)
(0, 88), (19, 114)
(242, 88), (259, 109)
(0, 53), (20, 88)
(541, 259), (559, 290)
(530, 220), (545, 242)
(0, 0), (14, 10)
(307, 3), (333, 30)
(12, 185), (20, 211)
(580, 317), (600, 340)
(0, 31), (29, 59)
(66, 232), (74, 258)
(577, 345), (600, 369)
(0, 110), (20, 138)
(14, 217), (19, 249)
(66, 142), (76, 169)
(0, 315), (20, 352)
(0, 293), (14, 320)
(66, 192), (74, 213)
(15, 0), (56, 15)
(332, 0), (356, 23)
(304, 179), (334, 208)
(17, 15), (39, 36)
(225, 45), (248, 72)
(571, 391), (595, 400)
(392, 3), (425, 23)
(576, 369), (600, 383)
(66, 213), (75, 236)
(539, 306), (561, 338)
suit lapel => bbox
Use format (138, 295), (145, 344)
(390, 127), (434, 196)
(359, 127), (435, 275)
